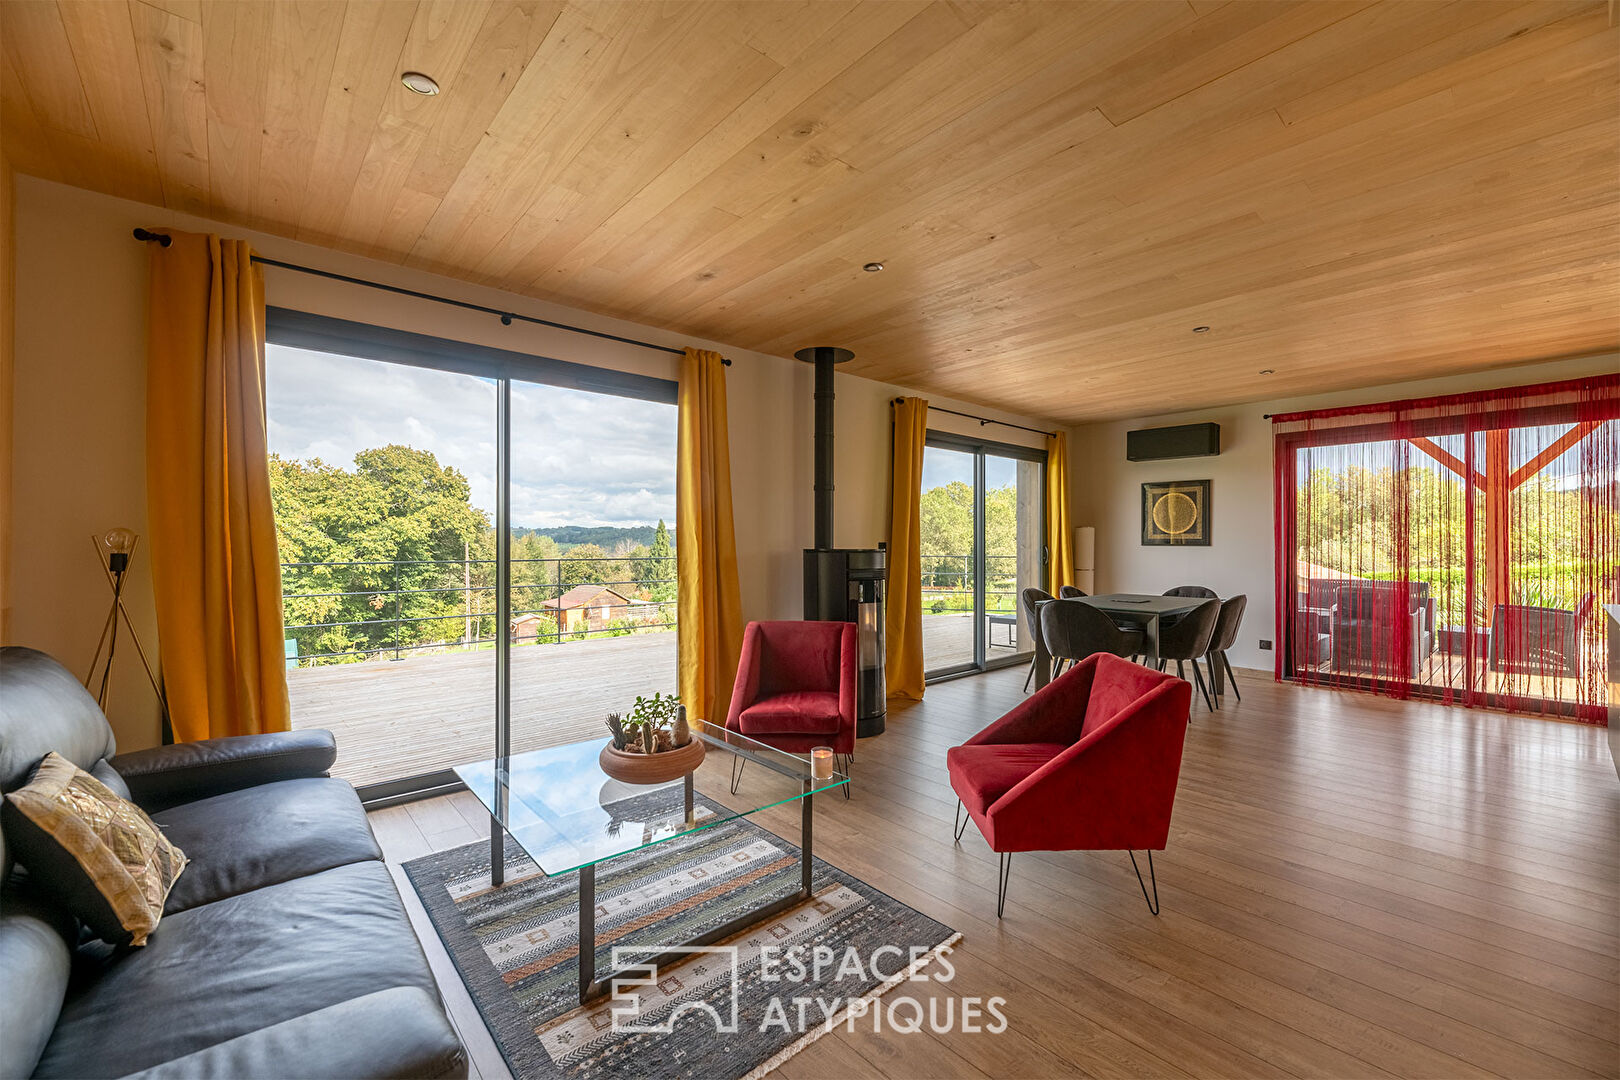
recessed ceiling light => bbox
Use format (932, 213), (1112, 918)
(1192, 325), (1210, 333)
(1259, 368), (1275, 375)
(863, 262), (884, 272)
(401, 71), (440, 96)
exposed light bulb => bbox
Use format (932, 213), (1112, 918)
(104, 528), (137, 554)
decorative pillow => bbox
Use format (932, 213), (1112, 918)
(2, 752), (187, 945)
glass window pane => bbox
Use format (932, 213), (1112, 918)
(267, 344), (497, 786)
(920, 445), (976, 672)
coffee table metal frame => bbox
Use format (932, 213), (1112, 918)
(473, 730), (837, 1004)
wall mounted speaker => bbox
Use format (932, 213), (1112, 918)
(1126, 422), (1220, 461)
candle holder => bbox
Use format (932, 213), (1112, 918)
(810, 746), (835, 781)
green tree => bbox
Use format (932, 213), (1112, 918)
(272, 446), (490, 662)
(558, 543), (618, 587)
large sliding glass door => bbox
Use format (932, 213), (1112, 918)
(508, 377), (679, 757)
(266, 310), (679, 799)
(1279, 378), (1618, 722)
(920, 433), (1046, 679)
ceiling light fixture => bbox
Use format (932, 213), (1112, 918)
(1192, 325), (1210, 333)
(401, 71), (440, 96)
(863, 262), (884, 272)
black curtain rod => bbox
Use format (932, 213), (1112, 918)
(132, 227), (728, 365)
(895, 397), (1055, 437)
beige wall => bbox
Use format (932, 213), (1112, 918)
(1070, 352), (1618, 674)
(0, 154), (12, 643)
(6, 176), (1055, 752)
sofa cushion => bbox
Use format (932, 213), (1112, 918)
(0, 647), (121, 882)
(116, 988), (466, 1080)
(33, 859), (440, 1079)
(0, 881), (76, 1080)
(2, 753), (188, 946)
(737, 691), (841, 736)
(947, 742), (1068, 818)
(152, 777), (381, 914)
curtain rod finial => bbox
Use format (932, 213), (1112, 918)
(133, 227), (171, 247)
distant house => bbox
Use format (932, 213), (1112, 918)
(517, 584), (636, 638)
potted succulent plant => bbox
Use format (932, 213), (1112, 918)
(600, 692), (704, 783)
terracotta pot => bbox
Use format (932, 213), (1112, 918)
(599, 737), (706, 784)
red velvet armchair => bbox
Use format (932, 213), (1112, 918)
(725, 621), (856, 796)
(946, 653), (1191, 917)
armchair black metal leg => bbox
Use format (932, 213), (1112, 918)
(996, 853), (1013, 918)
(1191, 660), (1214, 712)
(953, 800), (969, 844)
(730, 756), (745, 795)
(1129, 850), (1160, 916)
(838, 753), (852, 799)
(1023, 655), (1036, 692)
(1223, 653), (1241, 702)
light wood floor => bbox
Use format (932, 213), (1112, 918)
(369, 666), (1620, 1080)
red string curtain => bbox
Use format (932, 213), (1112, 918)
(1273, 375), (1618, 723)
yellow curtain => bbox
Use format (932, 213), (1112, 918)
(146, 231), (289, 742)
(885, 397), (928, 701)
(676, 347), (743, 725)
(1045, 430), (1074, 592)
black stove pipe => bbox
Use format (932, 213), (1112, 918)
(795, 346), (853, 550)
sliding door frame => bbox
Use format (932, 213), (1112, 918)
(922, 431), (1048, 682)
(265, 309), (677, 805)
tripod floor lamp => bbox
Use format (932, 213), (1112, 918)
(86, 528), (170, 732)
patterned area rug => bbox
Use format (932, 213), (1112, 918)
(403, 796), (960, 1080)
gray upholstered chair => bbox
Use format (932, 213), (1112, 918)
(1163, 585), (1218, 599)
(1057, 585), (1087, 599)
(1205, 595), (1248, 705)
(1155, 598), (1222, 712)
(1020, 587), (1055, 691)
(1040, 600), (1144, 679)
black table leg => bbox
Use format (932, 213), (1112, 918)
(573, 775), (820, 1004)
(684, 770), (694, 823)
(489, 814), (504, 887)
(579, 863), (595, 1004)
(1033, 626), (1053, 689)
(801, 789), (814, 898)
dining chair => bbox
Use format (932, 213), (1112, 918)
(1040, 600), (1144, 678)
(1154, 598), (1221, 713)
(1205, 595), (1247, 705)
(1057, 585), (1087, 599)
(1019, 587), (1054, 692)
(1160, 585), (1218, 633)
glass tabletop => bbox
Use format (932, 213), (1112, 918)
(453, 725), (847, 877)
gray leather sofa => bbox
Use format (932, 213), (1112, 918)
(0, 646), (468, 1080)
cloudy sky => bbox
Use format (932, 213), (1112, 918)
(266, 344), (678, 528)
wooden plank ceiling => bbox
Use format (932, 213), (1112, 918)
(2, 1), (1616, 422)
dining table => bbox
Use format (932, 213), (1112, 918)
(1032, 593), (1224, 693)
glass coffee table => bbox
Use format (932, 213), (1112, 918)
(454, 726), (847, 1004)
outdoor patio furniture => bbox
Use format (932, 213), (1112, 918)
(1487, 594), (1595, 680)
(1329, 581), (1436, 680)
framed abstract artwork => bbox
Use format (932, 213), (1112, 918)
(1141, 479), (1211, 546)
